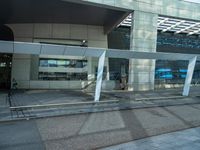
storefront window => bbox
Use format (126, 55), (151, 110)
(39, 58), (88, 80)
(39, 59), (87, 68)
(38, 72), (88, 81)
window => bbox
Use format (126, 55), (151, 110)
(38, 58), (88, 80)
(57, 60), (66, 68)
(155, 60), (200, 84)
(38, 72), (88, 81)
(39, 59), (87, 68)
(40, 60), (48, 67)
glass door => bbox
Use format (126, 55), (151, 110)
(0, 54), (12, 89)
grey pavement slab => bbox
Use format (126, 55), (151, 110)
(1, 86), (200, 108)
(100, 127), (200, 150)
(36, 114), (89, 140)
(10, 90), (93, 106)
(0, 87), (200, 121)
(1, 104), (200, 149)
(0, 120), (45, 150)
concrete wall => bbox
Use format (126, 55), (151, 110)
(82, 0), (200, 21)
(8, 23), (109, 89)
(11, 54), (31, 89)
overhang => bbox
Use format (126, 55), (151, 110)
(0, 0), (131, 34)
(0, 40), (199, 61)
(121, 15), (200, 36)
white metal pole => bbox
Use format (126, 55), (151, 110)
(94, 51), (106, 102)
(182, 56), (197, 96)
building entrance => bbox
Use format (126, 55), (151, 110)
(0, 25), (14, 89)
(0, 54), (12, 89)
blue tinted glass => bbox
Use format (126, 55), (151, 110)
(40, 60), (48, 67)
(57, 60), (66, 67)
(48, 60), (57, 67)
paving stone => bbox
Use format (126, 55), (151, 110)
(101, 127), (200, 150)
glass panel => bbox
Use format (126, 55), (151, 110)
(95, 66), (107, 80)
(75, 60), (83, 68)
(48, 60), (57, 67)
(65, 60), (70, 67)
(57, 60), (66, 68)
(38, 58), (88, 80)
(40, 59), (48, 67)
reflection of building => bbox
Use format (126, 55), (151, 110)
(38, 57), (88, 81)
(0, 0), (200, 90)
(108, 27), (200, 88)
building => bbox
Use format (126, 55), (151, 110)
(0, 0), (200, 92)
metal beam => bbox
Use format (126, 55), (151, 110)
(175, 22), (200, 34)
(0, 40), (200, 60)
(162, 20), (185, 33)
(94, 51), (106, 102)
(120, 15), (200, 35)
(182, 56), (197, 96)
(157, 18), (169, 26)
(187, 28), (200, 36)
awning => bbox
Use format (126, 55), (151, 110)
(0, 0), (131, 34)
(121, 15), (200, 36)
(0, 40), (199, 61)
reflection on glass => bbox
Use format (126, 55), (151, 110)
(48, 60), (57, 67)
(155, 60), (200, 85)
(57, 60), (66, 67)
(38, 72), (88, 81)
(40, 60), (48, 67)
(39, 59), (87, 68)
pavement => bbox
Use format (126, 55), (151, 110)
(101, 127), (200, 150)
(1, 103), (200, 150)
(0, 86), (200, 121)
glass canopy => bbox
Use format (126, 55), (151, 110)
(120, 15), (200, 36)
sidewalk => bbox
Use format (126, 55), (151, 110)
(1, 104), (200, 150)
(101, 127), (200, 150)
(0, 87), (200, 121)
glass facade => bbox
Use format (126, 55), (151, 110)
(155, 60), (200, 84)
(39, 58), (88, 81)
(39, 58), (87, 68)
(108, 27), (130, 80)
(95, 66), (107, 80)
(38, 72), (88, 80)
(157, 33), (200, 49)
(108, 27), (200, 85)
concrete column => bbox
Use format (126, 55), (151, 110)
(128, 11), (158, 91)
(87, 57), (95, 81)
(11, 54), (31, 89)
(30, 55), (39, 80)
